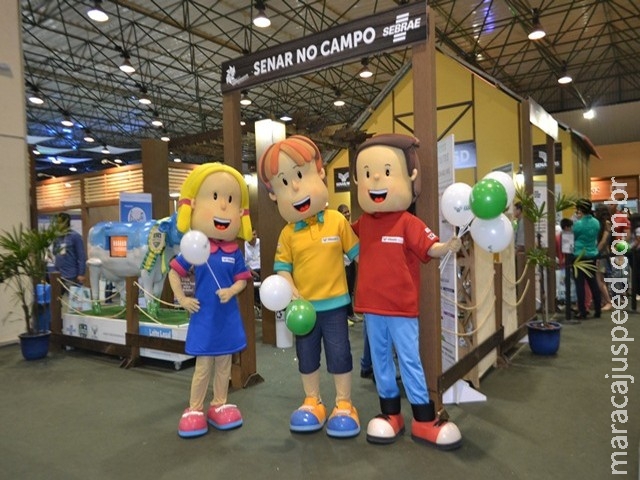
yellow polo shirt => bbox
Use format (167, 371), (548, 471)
(274, 209), (359, 312)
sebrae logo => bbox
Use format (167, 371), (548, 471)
(382, 12), (422, 43)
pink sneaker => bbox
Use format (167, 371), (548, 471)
(207, 404), (243, 430)
(178, 408), (208, 438)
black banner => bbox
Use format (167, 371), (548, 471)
(221, 2), (427, 93)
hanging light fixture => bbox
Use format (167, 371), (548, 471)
(583, 107), (596, 120)
(83, 129), (95, 142)
(527, 9), (545, 41)
(28, 87), (44, 105)
(358, 58), (373, 79)
(240, 90), (252, 106)
(119, 52), (136, 74)
(61, 112), (74, 127)
(101, 145), (110, 154)
(253, 1), (271, 28)
(151, 111), (163, 127)
(333, 89), (345, 107)
(138, 86), (152, 105)
(557, 62), (572, 84)
(87, 0), (109, 22)
(160, 129), (170, 142)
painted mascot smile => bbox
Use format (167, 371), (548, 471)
(214, 217), (231, 230)
(369, 189), (388, 203)
(293, 196), (311, 213)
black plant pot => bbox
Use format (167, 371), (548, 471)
(527, 321), (562, 355)
(18, 331), (51, 360)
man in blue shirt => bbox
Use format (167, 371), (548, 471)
(53, 213), (86, 285)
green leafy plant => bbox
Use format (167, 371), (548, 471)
(515, 187), (594, 325)
(0, 222), (66, 335)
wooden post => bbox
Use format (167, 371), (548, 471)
(141, 139), (170, 219)
(223, 90), (260, 386)
(50, 272), (62, 346)
(546, 135), (557, 317)
(125, 276), (140, 367)
(519, 100), (537, 325)
(413, 6), (442, 409)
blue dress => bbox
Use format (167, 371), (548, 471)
(170, 241), (251, 356)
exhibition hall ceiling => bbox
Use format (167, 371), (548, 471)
(21, 0), (640, 177)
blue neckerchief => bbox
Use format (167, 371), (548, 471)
(294, 210), (325, 232)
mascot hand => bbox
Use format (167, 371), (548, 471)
(290, 285), (301, 300)
(216, 287), (235, 304)
(178, 297), (200, 313)
(447, 236), (462, 253)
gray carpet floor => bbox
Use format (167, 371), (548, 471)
(0, 310), (638, 479)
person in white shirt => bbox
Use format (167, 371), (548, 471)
(244, 229), (261, 308)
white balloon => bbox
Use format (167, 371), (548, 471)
(441, 182), (474, 227)
(180, 230), (210, 265)
(483, 171), (516, 207)
(259, 275), (293, 312)
(470, 214), (513, 253)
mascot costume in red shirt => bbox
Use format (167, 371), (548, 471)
(352, 133), (462, 450)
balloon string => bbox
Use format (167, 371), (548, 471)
(439, 217), (473, 273)
(205, 261), (222, 290)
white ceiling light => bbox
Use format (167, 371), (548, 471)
(253, 1), (271, 28)
(87, 1), (109, 22)
(583, 108), (596, 120)
(151, 111), (163, 127)
(557, 71), (572, 84)
(28, 91), (44, 105)
(119, 57), (135, 74)
(61, 113), (74, 127)
(240, 90), (252, 106)
(83, 130), (95, 142)
(527, 9), (546, 41)
(358, 58), (373, 79)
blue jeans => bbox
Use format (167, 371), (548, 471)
(296, 305), (352, 375)
(366, 313), (429, 405)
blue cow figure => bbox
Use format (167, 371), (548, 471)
(86, 214), (183, 314)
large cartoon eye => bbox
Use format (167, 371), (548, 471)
(385, 168), (390, 176)
(297, 171), (303, 180)
(228, 195), (233, 203)
(282, 178), (288, 186)
(365, 170), (370, 178)
(213, 192), (218, 200)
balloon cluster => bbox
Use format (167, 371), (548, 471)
(259, 275), (317, 335)
(441, 171), (516, 254)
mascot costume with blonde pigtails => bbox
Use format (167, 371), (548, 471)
(257, 135), (361, 438)
(168, 163), (253, 439)
(352, 133), (463, 450)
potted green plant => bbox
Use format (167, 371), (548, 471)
(0, 221), (65, 360)
(515, 188), (596, 355)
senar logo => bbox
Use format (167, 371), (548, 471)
(382, 12), (422, 43)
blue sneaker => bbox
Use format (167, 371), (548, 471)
(290, 397), (326, 433)
(326, 401), (360, 438)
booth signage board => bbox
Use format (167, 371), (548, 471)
(532, 142), (562, 175)
(438, 134), (458, 372)
(334, 167), (350, 192)
(220, 2), (427, 92)
(119, 192), (152, 223)
(591, 176), (639, 202)
(454, 141), (476, 169)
